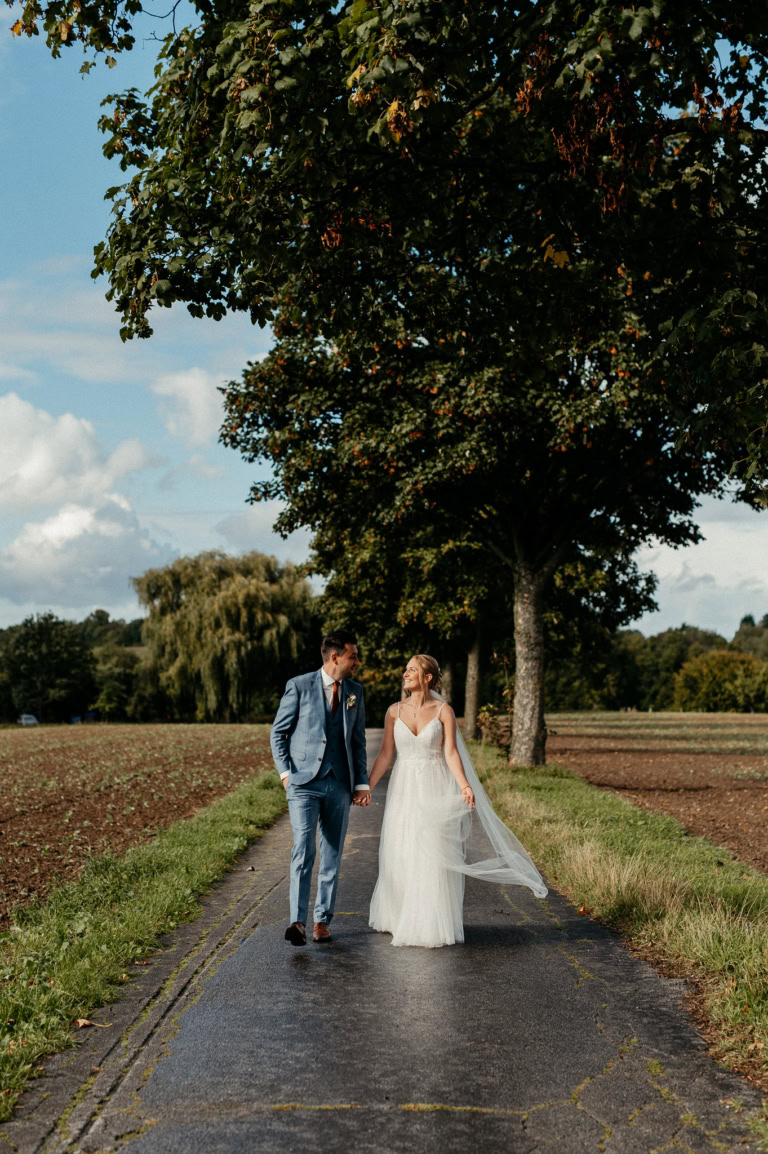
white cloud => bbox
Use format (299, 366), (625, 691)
(0, 269), (269, 390)
(215, 503), (311, 560)
(151, 368), (225, 447)
(0, 496), (174, 607)
(158, 454), (224, 491)
(0, 361), (36, 382)
(633, 496), (768, 636)
(0, 392), (150, 509)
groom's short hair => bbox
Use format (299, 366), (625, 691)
(321, 630), (358, 662)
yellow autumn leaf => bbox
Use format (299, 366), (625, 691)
(346, 63), (366, 89)
(413, 88), (437, 110)
(11, 18), (23, 35)
(59, 19), (72, 40)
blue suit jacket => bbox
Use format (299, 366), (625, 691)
(270, 670), (369, 791)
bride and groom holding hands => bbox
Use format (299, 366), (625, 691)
(270, 630), (547, 950)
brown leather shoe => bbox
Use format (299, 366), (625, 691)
(312, 922), (332, 942)
(285, 921), (306, 946)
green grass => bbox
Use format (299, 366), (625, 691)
(0, 772), (287, 1121)
(472, 742), (768, 1090)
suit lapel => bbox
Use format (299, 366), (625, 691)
(340, 678), (347, 740)
(314, 670), (326, 725)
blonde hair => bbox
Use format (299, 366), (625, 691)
(407, 654), (442, 698)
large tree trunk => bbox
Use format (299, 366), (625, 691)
(510, 561), (547, 765)
(463, 624), (482, 740)
(441, 662), (453, 705)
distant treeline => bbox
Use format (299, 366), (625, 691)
(2, 549), (767, 723)
(541, 616), (768, 713)
(0, 552), (318, 724)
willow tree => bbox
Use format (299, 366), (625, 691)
(134, 551), (316, 720)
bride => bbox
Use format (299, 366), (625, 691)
(368, 654), (547, 948)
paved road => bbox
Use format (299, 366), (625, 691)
(4, 731), (764, 1153)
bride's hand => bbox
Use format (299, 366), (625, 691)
(461, 785), (475, 810)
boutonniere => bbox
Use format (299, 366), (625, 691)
(346, 694), (357, 709)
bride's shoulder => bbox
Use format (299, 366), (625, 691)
(385, 702), (401, 720)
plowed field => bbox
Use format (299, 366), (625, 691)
(547, 712), (768, 875)
(0, 724), (273, 929)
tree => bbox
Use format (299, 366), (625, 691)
(315, 515), (657, 730)
(673, 650), (768, 712)
(221, 328), (735, 763)
(0, 613), (97, 722)
(133, 551), (317, 721)
(314, 518), (493, 727)
(16, 1), (767, 473)
(78, 3), (768, 477)
(79, 608), (143, 648)
(17, 1), (768, 754)
(731, 613), (768, 662)
(91, 644), (140, 720)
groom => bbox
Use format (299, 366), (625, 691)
(271, 630), (370, 946)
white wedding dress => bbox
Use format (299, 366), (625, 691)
(369, 697), (548, 949)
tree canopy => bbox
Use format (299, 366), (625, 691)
(0, 613), (97, 722)
(673, 649), (768, 712)
(221, 321), (738, 760)
(13, 0), (766, 471)
(45, 2), (754, 478)
(12, 0), (768, 750)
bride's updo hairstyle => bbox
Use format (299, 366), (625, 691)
(409, 654), (442, 698)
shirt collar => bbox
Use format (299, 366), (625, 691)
(321, 668), (340, 688)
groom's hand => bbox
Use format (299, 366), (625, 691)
(352, 790), (371, 806)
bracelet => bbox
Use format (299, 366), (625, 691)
(461, 785), (472, 793)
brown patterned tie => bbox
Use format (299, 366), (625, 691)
(331, 679), (340, 717)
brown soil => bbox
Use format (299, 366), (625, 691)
(0, 723), (273, 930)
(546, 713), (768, 876)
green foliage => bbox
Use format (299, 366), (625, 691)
(0, 614), (97, 723)
(15, 0), (768, 739)
(79, 608), (143, 648)
(78, 1), (768, 486)
(732, 614), (768, 662)
(673, 649), (768, 712)
(535, 624), (729, 712)
(133, 550), (318, 721)
(91, 644), (140, 720)
(314, 519), (495, 716)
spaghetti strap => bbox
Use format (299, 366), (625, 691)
(437, 701), (446, 719)
(397, 701), (401, 719)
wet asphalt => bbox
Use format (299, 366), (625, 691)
(3, 730), (765, 1154)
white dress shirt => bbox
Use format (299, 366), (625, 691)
(280, 669), (369, 789)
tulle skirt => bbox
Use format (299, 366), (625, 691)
(369, 755), (471, 948)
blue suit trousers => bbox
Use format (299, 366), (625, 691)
(287, 773), (350, 925)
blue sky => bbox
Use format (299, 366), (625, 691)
(1, 18), (766, 636)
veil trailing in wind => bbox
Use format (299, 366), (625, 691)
(420, 691), (548, 899)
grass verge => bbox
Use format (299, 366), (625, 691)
(472, 743), (768, 1096)
(0, 772), (286, 1121)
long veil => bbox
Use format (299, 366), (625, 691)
(424, 690), (548, 899)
